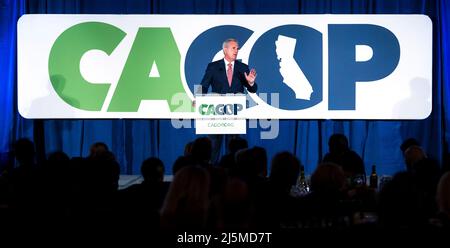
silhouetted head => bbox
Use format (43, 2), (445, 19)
(48, 151), (70, 162)
(191, 137), (212, 165)
(88, 142), (109, 158)
(404, 145), (426, 170)
(141, 157), (164, 183)
(400, 138), (420, 154)
(310, 162), (346, 194)
(13, 138), (35, 166)
(269, 151), (300, 191)
(88, 150), (120, 192)
(328, 134), (349, 154)
(173, 155), (196, 175)
(235, 146), (267, 178)
(228, 137), (248, 155)
(46, 151), (70, 172)
(161, 165), (210, 229)
(41, 151), (70, 183)
(235, 148), (257, 179)
(437, 171), (450, 215)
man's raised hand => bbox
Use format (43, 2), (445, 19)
(245, 68), (257, 86)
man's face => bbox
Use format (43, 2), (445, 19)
(224, 41), (239, 62)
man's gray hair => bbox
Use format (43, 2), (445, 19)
(222, 38), (239, 49)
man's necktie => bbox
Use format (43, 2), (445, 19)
(227, 63), (233, 87)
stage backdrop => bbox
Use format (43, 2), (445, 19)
(1, 0), (449, 176)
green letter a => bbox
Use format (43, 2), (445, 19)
(108, 28), (191, 112)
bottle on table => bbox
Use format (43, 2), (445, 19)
(290, 165), (309, 197)
(369, 164), (378, 189)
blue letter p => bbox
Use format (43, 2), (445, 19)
(328, 24), (400, 110)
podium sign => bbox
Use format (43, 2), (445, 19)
(195, 95), (246, 134)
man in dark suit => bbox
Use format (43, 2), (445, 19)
(200, 39), (257, 94)
(199, 38), (257, 164)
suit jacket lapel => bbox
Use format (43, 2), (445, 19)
(231, 61), (241, 88)
(229, 61), (241, 88)
(218, 60), (229, 87)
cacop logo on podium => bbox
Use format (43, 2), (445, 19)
(195, 94), (246, 134)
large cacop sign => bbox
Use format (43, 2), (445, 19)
(17, 14), (432, 119)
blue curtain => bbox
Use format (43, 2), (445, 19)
(1, 0), (448, 175)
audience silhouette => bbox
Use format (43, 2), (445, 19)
(323, 134), (365, 186)
(0, 135), (447, 234)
